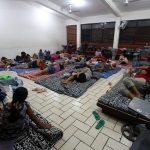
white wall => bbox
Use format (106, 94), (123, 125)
(0, 1), (67, 58)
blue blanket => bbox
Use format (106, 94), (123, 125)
(0, 67), (38, 74)
(97, 68), (121, 78)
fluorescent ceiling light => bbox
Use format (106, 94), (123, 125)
(70, 0), (86, 7)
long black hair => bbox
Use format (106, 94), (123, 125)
(7, 87), (28, 122)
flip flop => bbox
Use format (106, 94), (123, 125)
(37, 88), (47, 93)
(92, 111), (100, 121)
(95, 119), (105, 129)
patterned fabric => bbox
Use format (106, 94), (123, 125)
(0, 102), (29, 141)
(14, 113), (63, 150)
(98, 80), (150, 112)
(35, 68), (100, 98)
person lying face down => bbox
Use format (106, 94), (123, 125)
(28, 63), (65, 78)
(16, 59), (46, 70)
(62, 67), (92, 84)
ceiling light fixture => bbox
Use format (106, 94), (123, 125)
(125, 0), (129, 4)
(70, 0), (86, 7)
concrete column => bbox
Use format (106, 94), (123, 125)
(77, 22), (81, 48)
(113, 18), (121, 49)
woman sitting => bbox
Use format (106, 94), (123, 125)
(0, 87), (53, 149)
(62, 67), (92, 84)
(16, 59), (46, 70)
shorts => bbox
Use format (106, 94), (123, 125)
(47, 66), (55, 74)
(120, 77), (146, 97)
(28, 61), (38, 68)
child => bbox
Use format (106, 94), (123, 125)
(0, 87), (52, 149)
(38, 49), (44, 59)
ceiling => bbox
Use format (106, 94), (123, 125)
(47, 0), (150, 17)
(114, 0), (150, 12)
(49, 0), (113, 17)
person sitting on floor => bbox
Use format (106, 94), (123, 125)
(38, 49), (44, 60)
(0, 87), (52, 149)
(32, 53), (38, 60)
(16, 59), (46, 70)
(119, 54), (128, 65)
(28, 63), (65, 78)
(1, 57), (16, 68)
(120, 66), (150, 100)
(62, 67), (92, 84)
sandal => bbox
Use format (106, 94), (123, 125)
(92, 111), (100, 121)
(95, 119), (105, 129)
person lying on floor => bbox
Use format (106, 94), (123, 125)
(28, 63), (65, 78)
(120, 66), (150, 100)
(1, 57), (16, 68)
(93, 61), (116, 72)
(62, 67), (92, 84)
(119, 54), (128, 65)
(0, 87), (52, 149)
(16, 59), (46, 70)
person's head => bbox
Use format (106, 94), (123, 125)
(59, 63), (64, 70)
(8, 87), (28, 122)
(74, 73), (86, 83)
(111, 62), (116, 68)
(1, 57), (7, 62)
(21, 52), (26, 57)
(39, 49), (43, 53)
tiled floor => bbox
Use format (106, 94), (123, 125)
(6, 69), (132, 150)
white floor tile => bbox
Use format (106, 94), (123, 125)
(107, 138), (129, 150)
(60, 136), (80, 150)
(73, 120), (90, 132)
(75, 142), (94, 150)
(74, 130), (94, 146)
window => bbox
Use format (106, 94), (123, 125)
(81, 22), (115, 46)
(119, 19), (150, 46)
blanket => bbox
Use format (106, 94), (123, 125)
(0, 67), (38, 74)
(98, 68), (121, 78)
(35, 69), (100, 98)
(14, 113), (63, 150)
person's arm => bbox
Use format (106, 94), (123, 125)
(26, 104), (52, 129)
(62, 75), (75, 84)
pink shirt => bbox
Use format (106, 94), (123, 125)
(54, 64), (60, 73)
